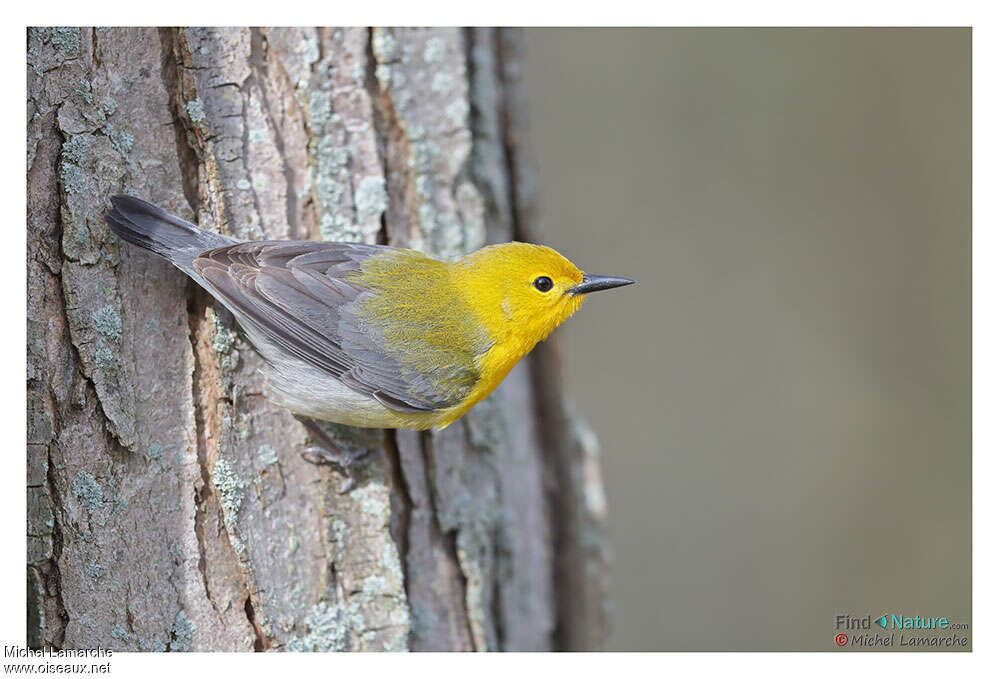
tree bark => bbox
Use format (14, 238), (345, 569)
(27, 26), (609, 652)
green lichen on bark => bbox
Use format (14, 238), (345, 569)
(285, 601), (363, 652)
(212, 457), (244, 529)
(72, 472), (103, 514)
(185, 99), (205, 123)
(169, 611), (196, 651)
(50, 27), (81, 57)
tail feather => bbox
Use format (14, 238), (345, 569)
(105, 195), (237, 272)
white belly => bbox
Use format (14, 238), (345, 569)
(262, 354), (405, 428)
(241, 326), (403, 428)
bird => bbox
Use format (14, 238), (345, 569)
(105, 195), (634, 486)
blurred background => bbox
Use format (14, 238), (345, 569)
(524, 28), (970, 651)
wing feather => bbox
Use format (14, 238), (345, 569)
(193, 241), (464, 413)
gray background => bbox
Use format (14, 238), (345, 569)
(524, 28), (970, 651)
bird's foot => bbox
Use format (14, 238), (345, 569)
(301, 444), (377, 494)
(296, 416), (382, 493)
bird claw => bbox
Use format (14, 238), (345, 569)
(301, 445), (376, 494)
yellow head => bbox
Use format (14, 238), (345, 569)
(452, 242), (634, 354)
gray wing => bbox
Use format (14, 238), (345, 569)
(192, 240), (453, 413)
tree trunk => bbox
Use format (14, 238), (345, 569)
(27, 27), (609, 652)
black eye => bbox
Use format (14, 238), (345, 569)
(533, 276), (553, 292)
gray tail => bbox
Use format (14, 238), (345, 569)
(105, 195), (236, 271)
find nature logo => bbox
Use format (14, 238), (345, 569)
(834, 613), (968, 648)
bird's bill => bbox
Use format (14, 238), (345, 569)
(567, 274), (636, 295)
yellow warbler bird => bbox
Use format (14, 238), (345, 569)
(106, 195), (633, 480)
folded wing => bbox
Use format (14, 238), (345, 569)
(192, 241), (467, 413)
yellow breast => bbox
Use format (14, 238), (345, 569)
(433, 335), (533, 428)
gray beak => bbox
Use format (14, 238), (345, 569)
(567, 274), (636, 295)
